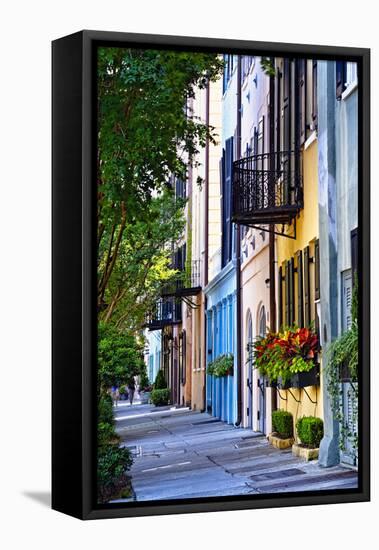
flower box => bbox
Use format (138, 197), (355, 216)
(291, 365), (319, 388)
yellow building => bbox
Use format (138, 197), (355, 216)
(274, 58), (323, 440)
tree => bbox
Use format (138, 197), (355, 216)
(99, 189), (186, 329)
(97, 48), (224, 316)
(97, 321), (145, 393)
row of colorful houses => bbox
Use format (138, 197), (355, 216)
(144, 55), (358, 467)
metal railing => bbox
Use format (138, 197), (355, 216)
(161, 260), (201, 297)
(145, 297), (182, 330)
(232, 150), (303, 226)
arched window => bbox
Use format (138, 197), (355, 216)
(258, 305), (266, 338)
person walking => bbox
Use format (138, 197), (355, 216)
(128, 377), (136, 405)
(111, 385), (120, 407)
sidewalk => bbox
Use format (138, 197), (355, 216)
(114, 405), (358, 502)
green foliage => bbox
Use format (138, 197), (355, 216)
(98, 422), (116, 446)
(139, 366), (150, 390)
(97, 321), (144, 391)
(98, 394), (114, 425)
(153, 369), (167, 390)
(260, 57), (276, 77)
(251, 326), (318, 384)
(97, 48), (223, 327)
(97, 444), (133, 503)
(151, 388), (170, 406)
(272, 410), (294, 438)
(324, 276), (359, 456)
(207, 354), (234, 377)
(296, 416), (324, 448)
(119, 385), (127, 395)
(99, 190), (186, 330)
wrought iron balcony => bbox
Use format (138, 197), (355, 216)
(160, 260), (201, 297)
(145, 297), (182, 331)
(232, 151), (303, 227)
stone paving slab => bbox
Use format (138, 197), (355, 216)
(117, 404), (358, 501)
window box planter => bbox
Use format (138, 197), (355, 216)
(292, 443), (319, 461)
(291, 365), (319, 388)
(268, 433), (294, 449)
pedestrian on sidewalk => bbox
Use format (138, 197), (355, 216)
(111, 385), (120, 407)
(128, 377), (136, 405)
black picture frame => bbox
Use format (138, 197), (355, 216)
(52, 30), (370, 520)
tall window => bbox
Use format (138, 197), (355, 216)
(258, 305), (266, 338)
(223, 54), (236, 94)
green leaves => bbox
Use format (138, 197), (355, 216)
(207, 354), (234, 377)
(97, 321), (144, 391)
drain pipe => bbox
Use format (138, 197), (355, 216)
(235, 56), (243, 427)
(201, 82), (210, 413)
(269, 59), (277, 415)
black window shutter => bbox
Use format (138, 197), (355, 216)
(220, 149), (226, 267)
(314, 239), (320, 301)
(298, 59), (306, 145)
(296, 250), (304, 327)
(289, 258), (295, 325)
(303, 246), (311, 326)
(283, 58), (291, 152)
(278, 265), (283, 329)
(225, 136), (233, 265)
(275, 65), (281, 160)
(221, 138), (233, 267)
(312, 60), (318, 129)
(336, 61), (346, 100)
(285, 261), (290, 325)
(351, 227), (358, 277)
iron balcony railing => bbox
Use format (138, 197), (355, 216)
(160, 260), (201, 297)
(232, 150), (303, 226)
(145, 297), (182, 331)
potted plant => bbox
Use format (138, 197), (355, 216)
(268, 409), (294, 449)
(292, 416), (324, 460)
(252, 326), (319, 388)
(207, 353), (234, 377)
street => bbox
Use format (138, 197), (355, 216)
(113, 403), (358, 502)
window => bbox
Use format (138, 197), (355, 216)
(222, 54), (236, 94)
(221, 136), (234, 267)
(336, 61), (358, 100)
(242, 55), (254, 81)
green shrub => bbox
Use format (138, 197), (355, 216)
(97, 444), (133, 503)
(296, 416), (324, 448)
(154, 370), (167, 390)
(98, 421), (116, 446)
(272, 409), (294, 438)
(98, 394), (114, 425)
(151, 388), (170, 406)
(139, 366), (150, 390)
(119, 385), (127, 395)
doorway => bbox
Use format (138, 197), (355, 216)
(246, 312), (253, 428)
(257, 305), (266, 434)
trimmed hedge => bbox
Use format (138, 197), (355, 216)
(151, 388), (170, 406)
(154, 369), (167, 390)
(296, 416), (324, 448)
(272, 409), (294, 438)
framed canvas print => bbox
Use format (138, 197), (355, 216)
(52, 30), (370, 520)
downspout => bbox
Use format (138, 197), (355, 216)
(269, 59), (277, 413)
(202, 82), (210, 413)
(235, 56), (243, 426)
